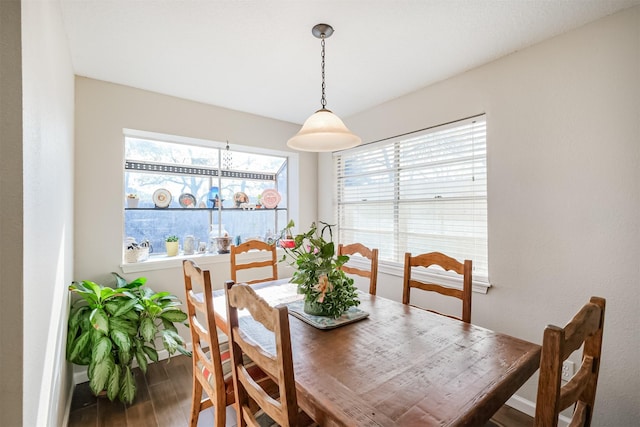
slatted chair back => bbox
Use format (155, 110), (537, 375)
(338, 243), (379, 295)
(182, 260), (233, 427)
(402, 251), (473, 323)
(534, 296), (606, 427)
(230, 240), (278, 285)
(225, 281), (314, 427)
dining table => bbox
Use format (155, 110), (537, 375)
(212, 279), (541, 427)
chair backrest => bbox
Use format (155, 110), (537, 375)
(338, 243), (379, 295)
(402, 251), (472, 323)
(534, 296), (606, 427)
(230, 240), (278, 285)
(182, 260), (231, 426)
(225, 281), (300, 427)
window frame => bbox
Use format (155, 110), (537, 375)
(120, 128), (299, 273)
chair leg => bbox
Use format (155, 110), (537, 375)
(213, 399), (227, 427)
(189, 378), (203, 427)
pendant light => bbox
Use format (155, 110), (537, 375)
(287, 24), (361, 152)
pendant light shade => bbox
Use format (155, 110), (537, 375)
(287, 24), (361, 152)
(287, 108), (361, 152)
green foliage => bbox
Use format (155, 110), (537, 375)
(165, 235), (179, 242)
(66, 273), (190, 404)
(279, 221), (360, 318)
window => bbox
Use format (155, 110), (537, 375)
(123, 130), (291, 261)
(334, 115), (488, 283)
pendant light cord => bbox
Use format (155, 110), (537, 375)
(320, 34), (327, 110)
(287, 23), (361, 152)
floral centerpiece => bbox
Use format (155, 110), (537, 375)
(279, 220), (360, 318)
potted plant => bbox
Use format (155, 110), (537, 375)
(279, 221), (360, 318)
(126, 193), (139, 208)
(66, 273), (189, 404)
(165, 235), (179, 256)
(278, 219), (296, 248)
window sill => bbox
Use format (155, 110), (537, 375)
(120, 247), (287, 274)
(120, 252), (229, 274)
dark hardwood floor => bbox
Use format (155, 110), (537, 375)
(68, 354), (532, 426)
(68, 354), (232, 427)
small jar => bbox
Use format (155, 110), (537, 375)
(183, 235), (195, 255)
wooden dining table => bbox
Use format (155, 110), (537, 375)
(212, 279), (541, 427)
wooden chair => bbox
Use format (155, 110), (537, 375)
(338, 242), (379, 295)
(182, 259), (234, 427)
(230, 240), (278, 285)
(534, 296), (606, 427)
(183, 260), (269, 426)
(225, 281), (316, 427)
(402, 251), (472, 323)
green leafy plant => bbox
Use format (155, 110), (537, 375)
(66, 273), (189, 404)
(279, 221), (359, 318)
(165, 235), (179, 242)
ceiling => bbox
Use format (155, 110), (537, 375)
(60, 0), (639, 125)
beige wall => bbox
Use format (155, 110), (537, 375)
(0, 1), (24, 425)
(73, 77), (315, 354)
(321, 6), (640, 424)
(19, 0), (76, 425)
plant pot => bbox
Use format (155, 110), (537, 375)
(280, 239), (296, 249)
(165, 241), (179, 256)
(127, 198), (139, 208)
(303, 299), (330, 316)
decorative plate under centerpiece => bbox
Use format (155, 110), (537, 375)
(152, 188), (172, 208)
(287, 300), (369, 329)
(261, 189), (281, 209)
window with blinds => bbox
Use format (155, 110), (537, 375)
(334, 115), (488, 283)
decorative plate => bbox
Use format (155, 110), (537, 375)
(152, 188), (172, 208)
(178, 193), (197, 208)
(287, 300), (369, 330)
(261, 189), (281, 209)
(233, 191), (249, 208)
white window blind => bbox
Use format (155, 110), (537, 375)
(334, 115), (488, 282)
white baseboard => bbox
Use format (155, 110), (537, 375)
(506, 394), (536, 417)
(62, 380), (74, 426)
(506, 394), (571, 426)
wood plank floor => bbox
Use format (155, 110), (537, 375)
(68, 354), (533, 426)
